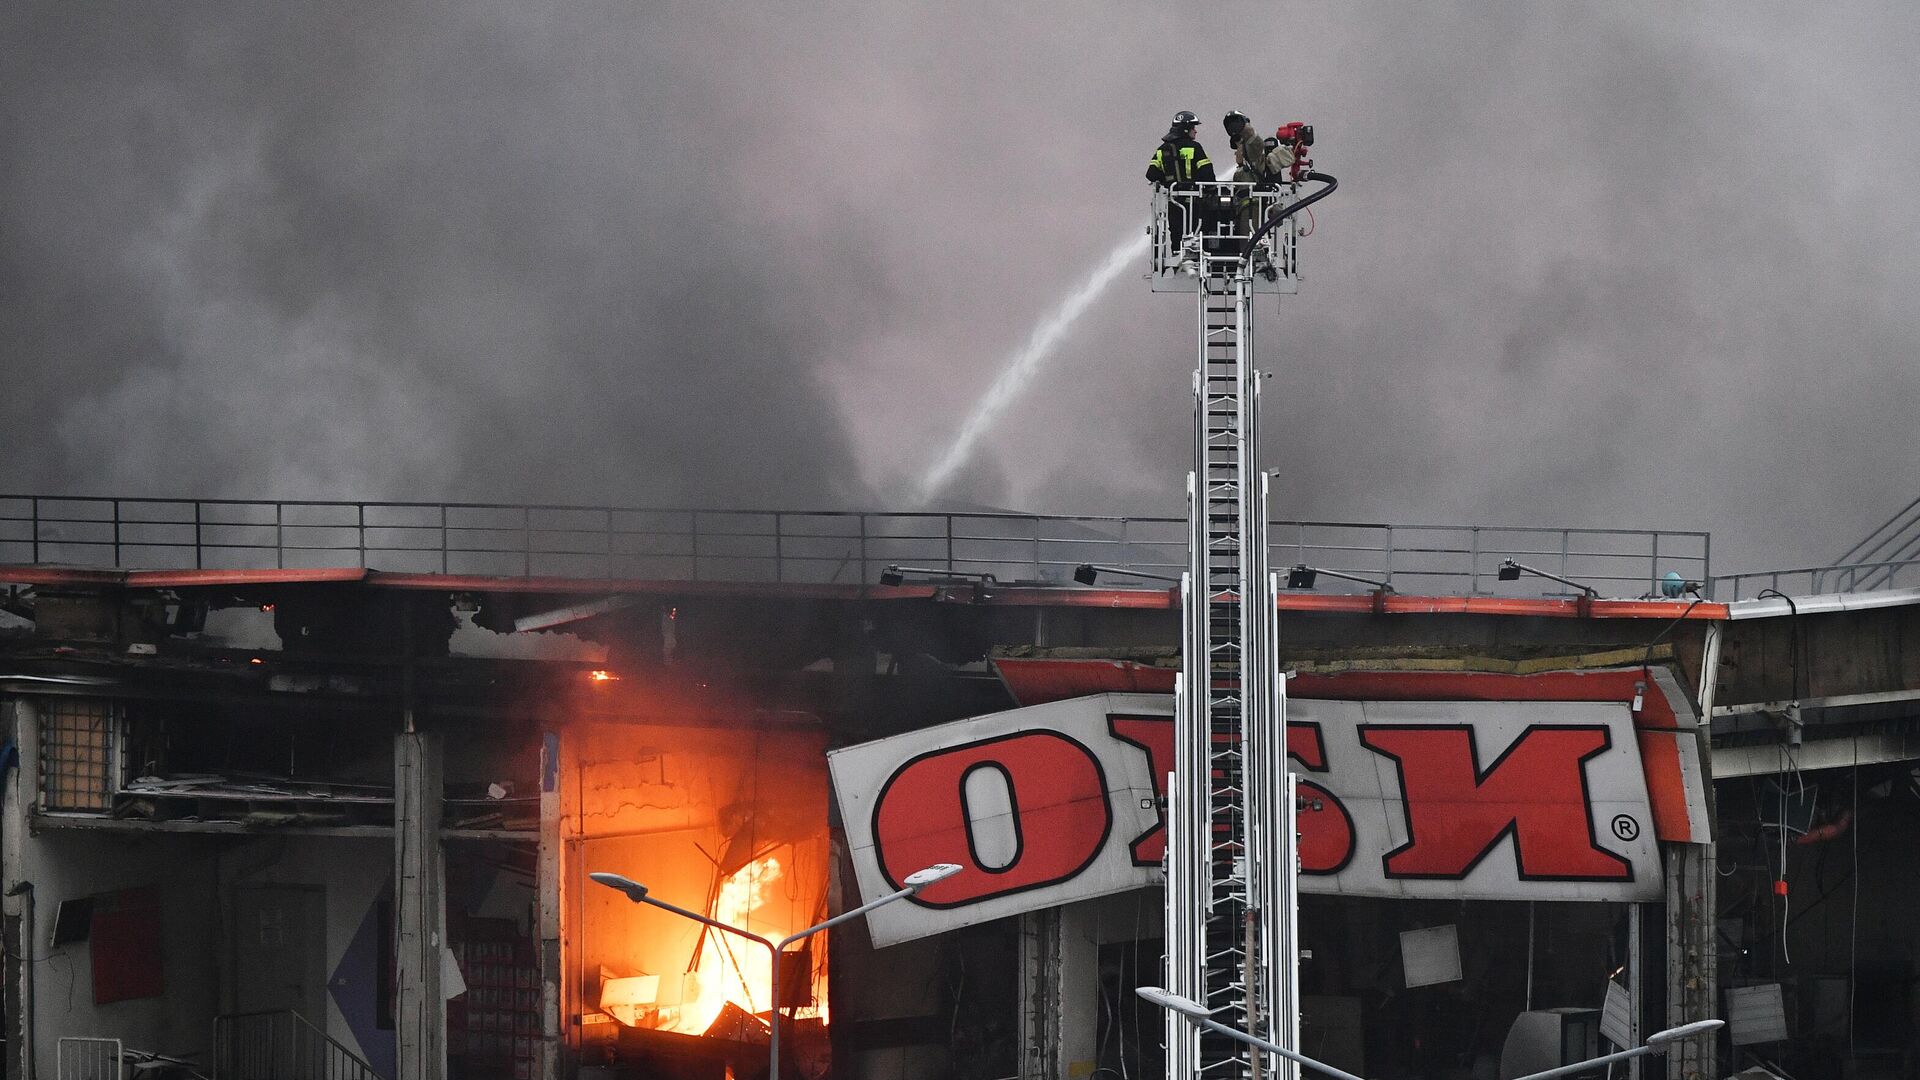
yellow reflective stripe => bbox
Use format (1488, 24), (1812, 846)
(1194, 156), (1210, 169)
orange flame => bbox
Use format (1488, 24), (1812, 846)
(653, 853), (828, 1035)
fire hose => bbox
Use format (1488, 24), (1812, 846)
(1244, 170), (1339, 275)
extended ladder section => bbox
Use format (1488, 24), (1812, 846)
(1167, 264), (1299, 1080)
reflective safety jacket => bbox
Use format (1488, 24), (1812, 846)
(1146, 132), (1215, 186)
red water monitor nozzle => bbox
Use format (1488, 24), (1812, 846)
(1272, 122), (1315, 182)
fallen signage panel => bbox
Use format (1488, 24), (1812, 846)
(831, 672), (1705, 947)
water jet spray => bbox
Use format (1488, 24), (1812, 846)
(917, 228), (1149, 501)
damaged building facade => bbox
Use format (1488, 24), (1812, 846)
(0, 498), (1917, 1080)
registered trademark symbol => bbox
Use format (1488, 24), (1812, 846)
(1611, 814), (1640, 841)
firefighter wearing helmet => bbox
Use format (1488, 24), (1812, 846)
(1147, 111), (1215, 270)
(1221, 110), (1278, 186)
(1146, 111), (1214, 188)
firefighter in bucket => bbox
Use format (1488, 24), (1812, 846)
(1146, 110), (1215, 271)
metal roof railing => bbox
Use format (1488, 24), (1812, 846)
(0, 495), (1710, 599)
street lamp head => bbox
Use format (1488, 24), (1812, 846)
(903, 863), (964, 889)
(588, 871), (649, 903)
(1074, 564), (1100, 586)
(1645, 1019), (1724, 1047)
(1135, 985), (1212, 1020)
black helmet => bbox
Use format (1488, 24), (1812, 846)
(1171, 110), (1199, 130)
(1223, 110), (1250, 133)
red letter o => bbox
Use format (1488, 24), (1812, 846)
(872, 732), (1113, 907)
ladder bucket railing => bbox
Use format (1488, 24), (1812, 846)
(213, 1010), (384, 1080)
(1149, 183), (1300, 290)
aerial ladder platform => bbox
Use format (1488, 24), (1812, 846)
(1152, 164), (1336, 1080)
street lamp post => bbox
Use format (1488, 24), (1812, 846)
(592, 862), (962, 1079)
(1136, 986), (1723, 1080)
(1135, 987), (1370, 1080)
(1505, 1019), (1726, 1080)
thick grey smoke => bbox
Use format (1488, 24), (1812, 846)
(0, 4), (881, 507)
(5, 4), (1917, 571)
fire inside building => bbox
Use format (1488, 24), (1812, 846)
(2, 498), (1919, 1080)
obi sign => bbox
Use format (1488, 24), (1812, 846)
(829, 671), (1709, 946)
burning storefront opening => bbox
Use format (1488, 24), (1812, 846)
(567, 720), (834, 1079)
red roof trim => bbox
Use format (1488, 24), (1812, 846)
(993, 659), (1690, 710)
(987, 586), (1725, 620)
(130, 567), (371, 587)
(365, 572), (938, 600)
(0, 567), (128, 585)
(982, 587), (1178, 609)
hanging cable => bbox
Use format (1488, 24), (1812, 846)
(1755, 588), (1802, 968)
(1639, 597), (1705, 674)
(1778, 776), (1792, 966)
(1244, 172), (1339, 263)
(1849, 741), (1860, 1056)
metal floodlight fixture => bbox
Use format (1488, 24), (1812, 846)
(1074, 563), (1180, 586)
(1497, 559), (1599, 598)
(1287, 564), (1393, 593)
(1660, 571), (1704, 599)
(880, 565), (997, 588)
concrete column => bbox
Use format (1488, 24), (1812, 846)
(1055, 904), (1099, 1080)
(1018, 905), (1100, 1080)
(1627, 903), (1643, 1080)
(1664, 844), (1716, 1080)
(2, 700), (38, 1080)
(536, 731), (563, 1080)
(1667, 624), (1721, 1080)
(1018, 910), (1060, 1080)
(394, 730), (446, 1080)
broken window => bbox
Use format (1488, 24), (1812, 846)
(39, 698), (118, 811)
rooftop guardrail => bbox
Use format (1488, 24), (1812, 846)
(0, 496), (1710, 599)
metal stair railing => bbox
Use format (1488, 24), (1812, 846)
(1712, 558), (1920, 601)
(213, 1010), (383, 1080)
(1823, 493), (1920, 592)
